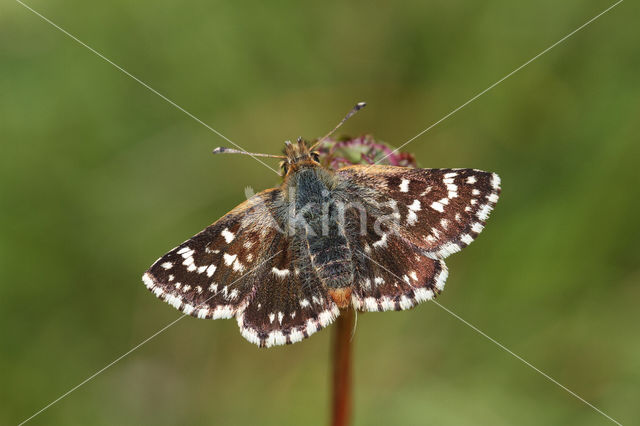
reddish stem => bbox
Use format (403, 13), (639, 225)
(331, 308), (355, 426)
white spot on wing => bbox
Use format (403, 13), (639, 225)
(471, 222), (484, 233)
(223, 253), (237, 266)
(414, 287), (434, 302)
(477, 204), (492, 221)
(271, 267), (290, 278)
(399, 179), (410, 192)
(232, 260), (245, 272)
(407, 210), (418, 226)
(206, 264), (217, 277)
(399, 295), (413, 310)
(491, 173), (501, 189)
(435, 262), (448, 290)
(373, 233), (387, 248)
(430, 201), (444, 212)
(221, 228), (235, 243)
(438, 242), (461, 257)
(364, 297), (378, 311)
(161, 262), (173, 270)
(142, 273), (155, 289)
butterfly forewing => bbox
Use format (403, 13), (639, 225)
(143, 189), (282, 320)
(337, 165), (501, 259)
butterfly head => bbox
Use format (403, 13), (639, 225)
(280, 138), (321, 176)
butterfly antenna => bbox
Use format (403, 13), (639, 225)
(212, 147), (286, 159)
(310, 101), (367, 151)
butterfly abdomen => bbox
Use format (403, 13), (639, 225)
(290, 167), (354, 294)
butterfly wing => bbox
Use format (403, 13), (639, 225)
(337, 165), (501, 258)
(336, 164), (500, 311)
(237, 234), (340, 347)
(143, 187), (339, 347)
(143, 188), (283, 320)
(339, 202), (447, 311)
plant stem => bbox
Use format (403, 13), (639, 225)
(331, 308), (355, 426)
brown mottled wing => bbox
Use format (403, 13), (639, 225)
(142, 188), (283, 322)
(336, 164), (500, 311)
(142, 187), (340, 347)
(343, 206), (448, 312)
(336, 165), (501, 258)
(237, 234), (340, 347)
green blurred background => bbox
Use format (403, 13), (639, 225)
(2, 0), (639, 424)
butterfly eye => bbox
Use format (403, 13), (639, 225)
(311, 152), (320, 162)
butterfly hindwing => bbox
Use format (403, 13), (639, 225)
(337, 165), (501, 259)
(237, 234), (340, 347)
(344, 207), (448, 311)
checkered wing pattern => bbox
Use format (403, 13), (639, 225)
(142, 189), (282, 321)
(337, 165), (500, 311)
(143, 188), (340, 347)
(337, 165), (501, 258)
(237, 234), (340, 347)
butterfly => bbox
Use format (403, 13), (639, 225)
(142, 103), (501, 347)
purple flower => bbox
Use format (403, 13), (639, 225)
(317, 135), (417, 170)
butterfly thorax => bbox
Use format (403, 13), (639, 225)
(283, 156), (354, 306)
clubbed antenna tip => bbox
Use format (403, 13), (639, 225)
(311, 101), (368, 151)
(212, 147), (286, 159)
